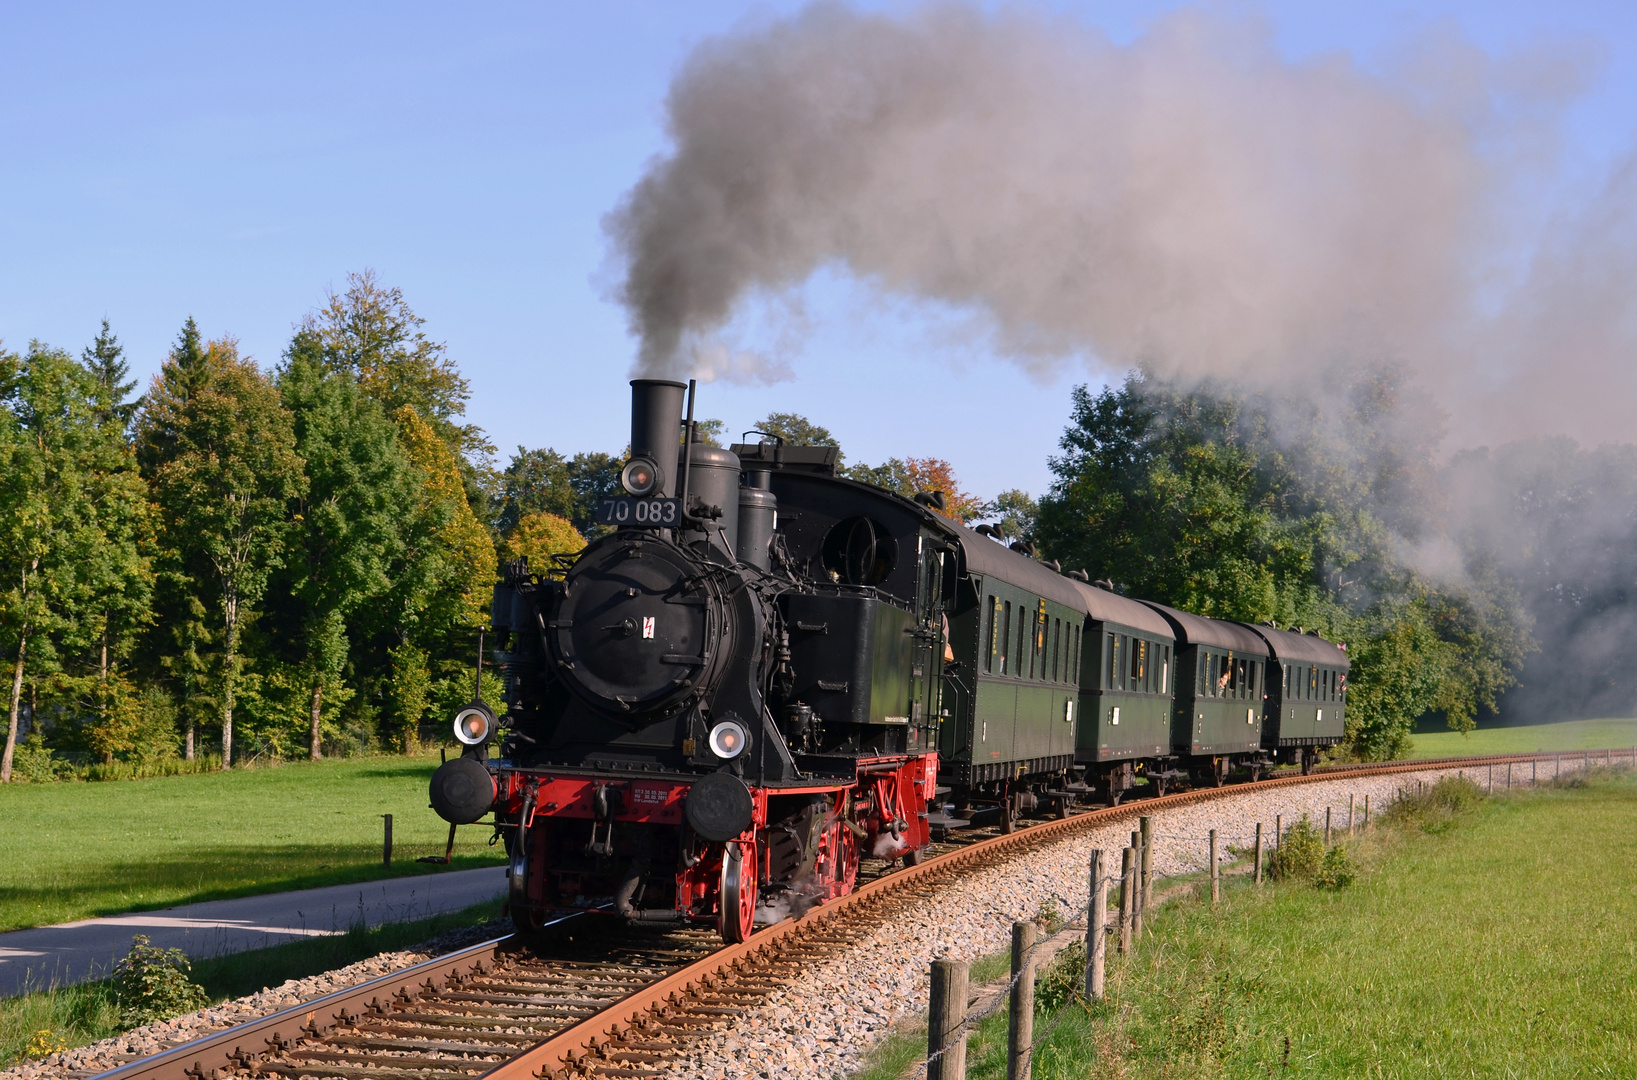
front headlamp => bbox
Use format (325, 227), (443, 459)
(707, 719), (750, 760)
(453, 702), (496, 746)
(621, 457), (662, 497)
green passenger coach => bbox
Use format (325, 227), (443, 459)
(1243, 623), (1349, 773)
(1142, 603), (1272, 785)
(1067, 581), (1178, 804)
(943, 528), (1089, 823)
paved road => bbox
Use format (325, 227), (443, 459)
(0, 866), (508, 999)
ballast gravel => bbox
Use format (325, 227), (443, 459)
(1, 758), (1562, 1080)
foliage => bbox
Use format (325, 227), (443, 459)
(1269, 815), (1325, 882)
(110, 935), (208, 1027)
(136, 327), (304, 767)
(0, 342), (153, 781)
(1380, 774), (1485, 833)
(753, 411), (839, 451)
(1315, 844), (1356, 890)
(301, 270), (485, 458)
(393, 406), (493, 638)
(1034, 371), (1534, 755)
(982, 488), (1038, 541)
(494, 447), (623, 538)
(503, 512), (586, 570)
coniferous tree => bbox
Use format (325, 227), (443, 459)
(82, 319), (139, 430)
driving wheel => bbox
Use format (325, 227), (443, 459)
(718, 842), (757, 943)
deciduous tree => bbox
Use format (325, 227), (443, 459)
(137, 325), (304, 768)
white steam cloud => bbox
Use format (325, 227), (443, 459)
(604, 3), (1633, 442)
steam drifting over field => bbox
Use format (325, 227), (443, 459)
(604, 1), (1634, 445)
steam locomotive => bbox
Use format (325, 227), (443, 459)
(428, 379), (1349, 943)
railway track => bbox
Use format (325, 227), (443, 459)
(91, 751), (1619, 1080)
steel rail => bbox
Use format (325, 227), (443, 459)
(92, 937), (516, 1080)
(86, 750), (1615, 1080)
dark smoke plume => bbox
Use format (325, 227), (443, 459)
(604, 2), (1629, 444)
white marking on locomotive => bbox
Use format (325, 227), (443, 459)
(642, 616), (655, 639)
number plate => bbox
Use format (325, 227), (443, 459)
(595, 497), (681, 527)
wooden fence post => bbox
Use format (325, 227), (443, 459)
(1364, 794), (1370, 827)
(1118, 846), (1134, 954)
(1209, 829), (1219, 905)
(1130, 830), (1144, 942)
(1274, 814), (1282, 857)
(1348, 795), (1355, 835)
(1008, 921), (1036, 1080)
(382, 814), (393, 867)
(928, 959), (969, 1080)
(1139, 815), (1154, 912)
(1253, 822), (1263, 884)
(1324, 807), (1331, 846)
(1506, 762), (1512, 790)
(1087, 849), (1107, 1001)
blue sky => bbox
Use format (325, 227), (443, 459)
(3, 1), (1634, 498)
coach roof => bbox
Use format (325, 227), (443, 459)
(1140, 602), (1271, 656)
(1238, 623), (1351, 669)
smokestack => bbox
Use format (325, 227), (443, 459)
(629, 379), (686, 497)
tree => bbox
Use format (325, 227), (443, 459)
(502, 512), (586, 571)
(385, 406), (494, 747)
(275, 331), (414, 759)
(137, 326), (304, 768)
(83, 319), (139, 431)
(302, 270), (487, 460)
(754, 412), (840, 453)
(496, 447), (624, 539)
(0, 343), (151, 781)
(984, 489), (1039, 541)
(1034, 371), (1531, 757)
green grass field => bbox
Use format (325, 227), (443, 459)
(0, 754), (504, 934)
(855, 768), (1637, 1078)
(1410, 715), (1637, 758)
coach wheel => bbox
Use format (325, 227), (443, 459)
(1056, 796), (1071, 820)
(718, 843), (757, 944)
(904, 845), (930, 867)
(1213, 757), (1230, 788)
(1300, 748), (1315, 776)
(1154, 774), (1170, 797)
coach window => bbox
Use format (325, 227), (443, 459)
(1001, 603), (1012, 676)
(1073, 626), (1081, 683)
(1197, 652), (1208, 697)
(1018, 611), (1028, 679)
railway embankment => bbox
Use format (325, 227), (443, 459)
(673, 764), (1498, 1079)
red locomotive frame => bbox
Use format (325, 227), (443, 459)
(496, 752), (936, 941)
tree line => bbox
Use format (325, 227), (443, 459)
(1, 277), (1583, 778)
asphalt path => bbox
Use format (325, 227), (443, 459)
(0, 866), (508, 999)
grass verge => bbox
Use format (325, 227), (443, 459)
(1410, 715), (1637, 758)
(855, 767), (1637, 1078)
(0, 754), (504, 933)
(0, 898), (504, 1069)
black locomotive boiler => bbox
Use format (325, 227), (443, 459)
(428, 379), (1351, 943)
